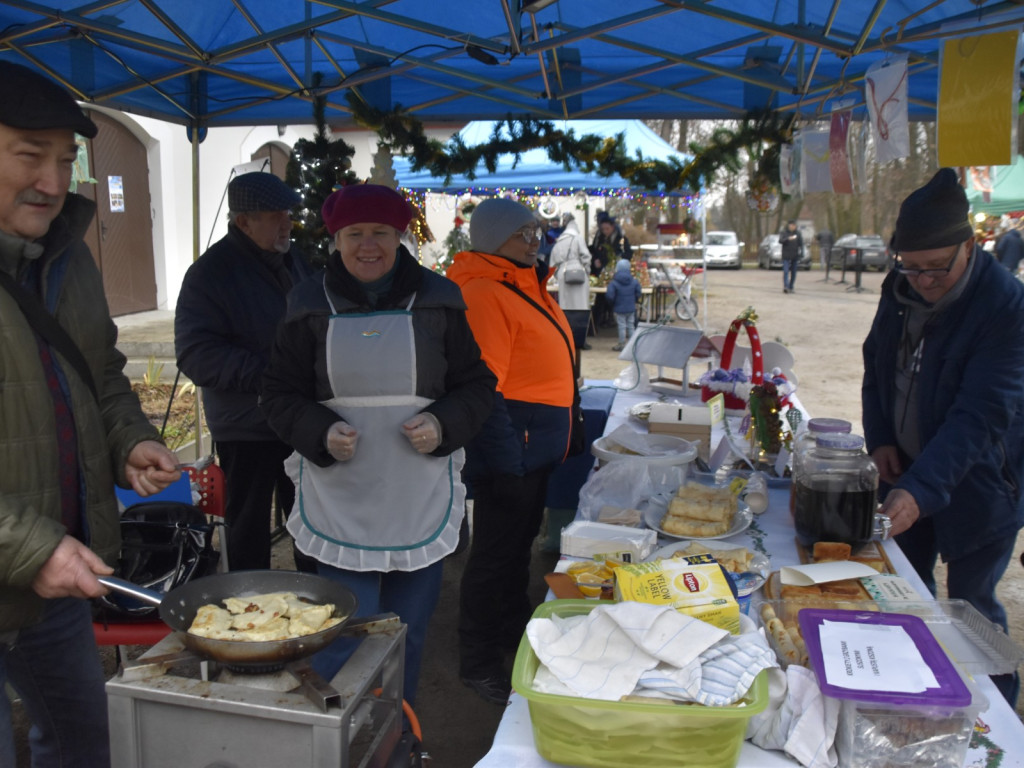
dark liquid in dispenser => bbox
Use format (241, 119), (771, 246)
(793, 482), (876, 546)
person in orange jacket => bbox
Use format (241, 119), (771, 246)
(446, 198), (577, 705)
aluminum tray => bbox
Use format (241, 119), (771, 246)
(866, 599), (1024, 676)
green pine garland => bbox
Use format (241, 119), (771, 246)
(347, 92), (793, 194)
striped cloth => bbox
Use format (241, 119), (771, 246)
(526, 602), (776, 706)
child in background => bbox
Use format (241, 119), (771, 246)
(605, 258), (642, 351)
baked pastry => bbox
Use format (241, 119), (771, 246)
(661, 481), (737, 536)
(812, 541), (851, 562)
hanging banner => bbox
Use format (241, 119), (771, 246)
(779, 143), (799, 196)
(829, 107), (854, 195)
(864, 54), (910, 164)
(938, 30), (1020, 166)
(800, 126), (832, 194)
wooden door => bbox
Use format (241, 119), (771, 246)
(77, 111), (157, 316)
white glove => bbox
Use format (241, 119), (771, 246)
(324, 422), (359, 462)
(402, 412), (442, 454)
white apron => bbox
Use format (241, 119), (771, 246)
(286, 293), (465, 572)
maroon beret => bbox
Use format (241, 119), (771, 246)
(321, 184), (414, 235)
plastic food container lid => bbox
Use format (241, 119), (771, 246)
(814, 433), (864, 451)
(799, 608), (972, 709)
(806, 417), (852, 434)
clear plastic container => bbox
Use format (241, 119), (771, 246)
(793, 434), (886, 547)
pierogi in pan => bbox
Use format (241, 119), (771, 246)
(188, 591), (342, 641)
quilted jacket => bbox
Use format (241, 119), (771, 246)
(0, 193), (159, 631)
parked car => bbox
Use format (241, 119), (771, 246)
(701, 231), (743, 269)
(828, 234), (889, 272)
(757, 234), (810, 270)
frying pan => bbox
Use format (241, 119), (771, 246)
(98, 570), (358, 668)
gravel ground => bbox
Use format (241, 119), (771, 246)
(11, 264), (1023, 767)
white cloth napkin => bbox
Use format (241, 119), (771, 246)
(746, 663), (840, 768)
(526, 602), (774, 706)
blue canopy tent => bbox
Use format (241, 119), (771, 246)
(392, 120), (689, 196)
(1, 2), (1020, 130)
(967, 159), (1024, 217)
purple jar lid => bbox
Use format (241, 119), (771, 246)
(815, 433), (864, 451)
(798, 608), (972, 709)
(806, 417), (852, 434)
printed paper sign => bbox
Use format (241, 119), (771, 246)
(108, 176), (124, 213)
(818, 620), (939, 692)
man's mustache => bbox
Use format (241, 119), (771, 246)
(17, 192), (60, 206)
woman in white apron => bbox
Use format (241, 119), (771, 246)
(261, 184), (496, 707)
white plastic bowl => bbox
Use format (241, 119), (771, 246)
(591, 433), (698, 467)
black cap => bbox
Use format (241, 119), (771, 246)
(893, 168), (973, 253)
(0, 61), (97, 138)
(227, 172), (301, 212)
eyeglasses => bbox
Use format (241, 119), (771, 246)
(894, 242), (962, 278)
(515, 226), (543, 244)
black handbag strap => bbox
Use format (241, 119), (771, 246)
(500, 280), (577, 371)
(0, 269), (99, 400)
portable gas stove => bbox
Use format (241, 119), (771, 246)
(106, 614), (405, 768)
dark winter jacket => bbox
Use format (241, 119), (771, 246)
(260, 247), (496, 468)
(605, 262), (642, 314)
(996, 228), (1023, 272)
(1, 194), (160, 631)
(862, 247), (1024, 560)
(589, 228), (632, 275)
(779, 228), (803, 261)
(175, 226), (315, 441)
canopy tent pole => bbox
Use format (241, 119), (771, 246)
(700, 193), (708, 324)
(190, 119), (205, 458)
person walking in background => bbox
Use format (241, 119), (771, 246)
(447, 198), (577, 706)
(779, 220), (803, 293)
(816, 229), (834, 269)
(589, 211), (632, 327)
(261, 184), (495, 709)
(996, 219), (1023, 273)
(549, 212), (591, 310)
(605, 258), (641, 351)
(175, 172), (317, 572)
(862, 168), (1024, 706)
(0, 62), (181, 768)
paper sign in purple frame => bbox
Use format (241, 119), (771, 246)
(798, 608), (971, 709)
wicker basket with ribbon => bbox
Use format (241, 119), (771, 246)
(700, 307), (763, 410)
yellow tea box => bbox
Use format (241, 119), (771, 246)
(613, 554), (740, 634)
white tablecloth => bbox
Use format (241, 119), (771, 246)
(476, 385), (1024, 768)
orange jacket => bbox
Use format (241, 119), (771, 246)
(447, 251), (576, 475)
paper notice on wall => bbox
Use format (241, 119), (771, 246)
(818, 620), (939, 693)
(108, 176), (124, 213)
(938, 30), (1020, 166)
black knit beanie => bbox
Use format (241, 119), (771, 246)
(893, 168), (973, 253)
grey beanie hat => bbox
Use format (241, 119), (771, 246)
(469, 198), (538, 254)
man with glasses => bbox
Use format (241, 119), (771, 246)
(447, 197), (576, 705)
(862, 168), (1024, 705)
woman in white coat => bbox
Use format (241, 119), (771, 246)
(549, 213), (591, 311)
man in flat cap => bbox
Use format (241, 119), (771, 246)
(175, 172), (315, 572)
(863, 168), (1024, 705)
(0, 62), (182, 766)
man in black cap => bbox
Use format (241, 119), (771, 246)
(862, 168), (1024, 705)
(175, 172), (315, 572)
(0, 62), (182, 766)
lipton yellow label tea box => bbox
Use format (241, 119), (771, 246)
(613, 554), (740, 633)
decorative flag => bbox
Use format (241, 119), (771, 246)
(779, 143), (799, 196)
(865, 54), (910, 164)
(800, 125), (832, 194)
(938, 30), (1020, 166)
(969, 167), (994, 204)
(829, 107), (854, 195)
